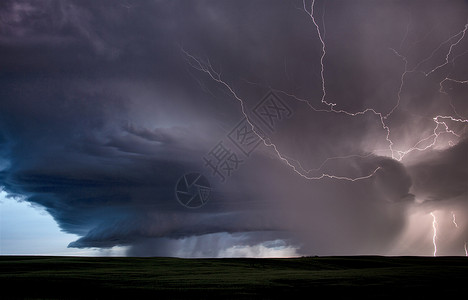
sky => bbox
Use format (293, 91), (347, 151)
(0, 0), (467, 257)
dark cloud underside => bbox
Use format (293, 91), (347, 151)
(1, 0), (467, 256)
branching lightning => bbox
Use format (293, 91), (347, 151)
(183, 0), (468, 182)
(299, 0), (468, 165)
(424, 22), (468, 77)
(182, 48), (381, 181)
(303, 0), (329, 108)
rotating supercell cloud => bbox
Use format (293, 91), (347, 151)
(0, 0), (467, 257)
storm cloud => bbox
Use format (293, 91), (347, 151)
(1, 0), (467, 257)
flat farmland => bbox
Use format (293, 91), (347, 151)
(1, 256), (468, 299)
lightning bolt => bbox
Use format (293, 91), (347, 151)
(183, 1), (468, 182)
(424, 22), (468, 77)
(387, 20), (468, 158)
(300, 1), (468, 163)
(431, 212), (438, 257)
(452, 211), (459, 228)
(302, 0), (330, 109)
(440, 77), (468, 119)
(182, 48), (381, 181)
(451, 212), (468, 256)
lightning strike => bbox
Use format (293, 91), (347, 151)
(452, 211), (459, 228)
(440, 77), (468, 119)
(182, 48), (380, 181)
(451, 212), (468, 256)
(303, 0), (329, 109)
(300, 2), (468, 162)
(184, 1), (468, 183)
(424, 22), (468, 76)
(386, 19), (468, 158)
(431, 212), (438, 257)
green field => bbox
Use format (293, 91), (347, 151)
(1, 256), (468, 299)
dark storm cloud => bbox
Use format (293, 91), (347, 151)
(409, 137), (468, 203)
(1, 0), (467, 256)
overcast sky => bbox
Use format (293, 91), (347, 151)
(1, 0), (467, 257)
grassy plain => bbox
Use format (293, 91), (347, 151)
(1, 256), (468, 299)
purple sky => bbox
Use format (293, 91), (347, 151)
(1, 0), (467, 257)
